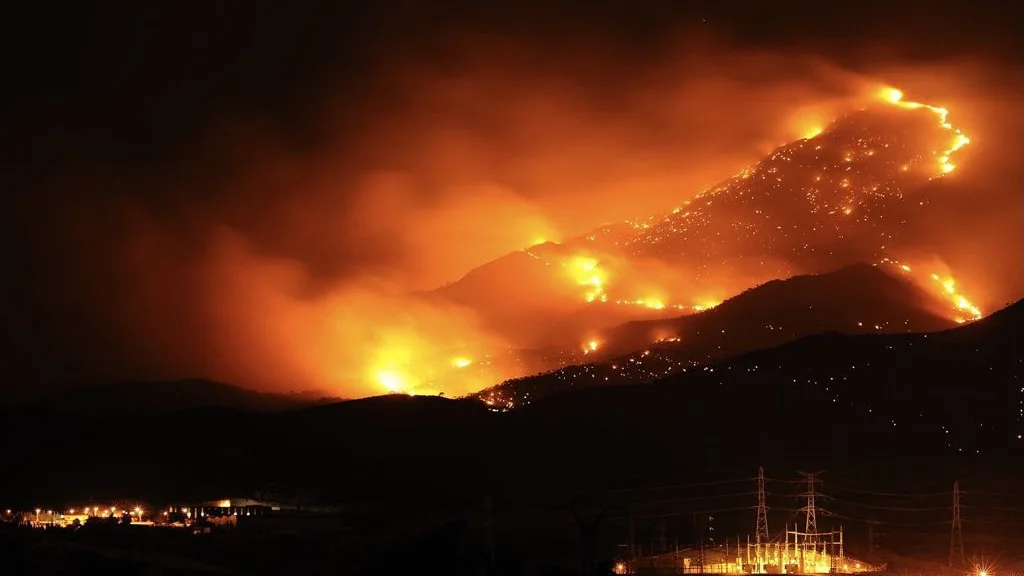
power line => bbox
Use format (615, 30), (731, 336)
(626, 492), (759, 506)
(625, 505), (758, 521)
(827, 486), (953, 498)
(817, 497), (953, 512)
(813, 508), (951, 528)
(597, 477), (760, 494)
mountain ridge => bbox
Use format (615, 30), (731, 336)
(0, 299), (1018, 508)
(18, 378), (342, 416)
(425, 101), (978, 360)
(474, 262), (958, 408)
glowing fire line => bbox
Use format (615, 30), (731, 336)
(881, 258), (983, 323)
(877, 87), (970, 175)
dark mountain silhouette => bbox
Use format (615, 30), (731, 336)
(279, 393), (492, 430)
(20, 379), (340, 416)
(0, 301), (1020, 570)
(519, 297), (1022, 467)
(475, 263), (957, 407)
(600, 262), (953, 354)
(1, 300), (1018, 501)
(426, 102), (973, 352)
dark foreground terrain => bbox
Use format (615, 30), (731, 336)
(2, 300), (1021, 574)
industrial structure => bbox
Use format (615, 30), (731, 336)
(619, 469), (884, 575)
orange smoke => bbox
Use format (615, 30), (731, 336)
(12, 37), (1022, 399)
(97, 219), (516, 398)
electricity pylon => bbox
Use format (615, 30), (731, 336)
(949, 481), (964, 567)
(756, 467), (769, 547)
(798, 471), (820, 538)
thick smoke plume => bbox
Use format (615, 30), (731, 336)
(7, 22), (1022, 398)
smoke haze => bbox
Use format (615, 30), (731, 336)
(3, 4), (1021, 398)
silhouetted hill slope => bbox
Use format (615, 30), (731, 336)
(1, 302), (1019, 512)
(22, 379), (338, 416)
(507, 299), (1022, 481)
(279, 393), (492, 430)
(475, 263), (956, 407)
(1, 304), (1019, 573)
(601, 262), (952, 355)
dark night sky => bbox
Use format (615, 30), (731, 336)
(1, 1), (1020, 398)
(4, 1), (1019, 171)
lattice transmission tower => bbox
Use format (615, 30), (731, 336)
(756, 467), (769, 546)
(949, 481), (965, 567)
(799, 471), (820, 538)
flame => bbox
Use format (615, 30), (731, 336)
(879, 87), (904, 104)
(930, 273), (983, 321)
(375, 368), (412, 394)
(881, 259), (983, 323)
(631, 297), (666, 310)
(875, 86), (970, 175)
(566, 256), (608, 302)
(372, 87), (979, 399)
(801, 125), (823, 139)
(693, 299), (722, 312)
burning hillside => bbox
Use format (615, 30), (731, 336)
(435, 87), (981, 358)
(368, 85), (994, 397)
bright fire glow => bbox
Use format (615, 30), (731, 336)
(931, 273), (983, 321)
(881, 259), (983, 323)
(566, 256), (609, 302)
(611, 296), (723, 314)
(249, 83), (990, 400)
(875, 86), (971, 175)
(375, 369), (410, 394)
(693, 299), (722, 312)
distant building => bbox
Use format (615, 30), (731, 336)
(166, 497), (350, 534)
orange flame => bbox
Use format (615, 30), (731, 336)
(875, 86), (971, 175)
(881, 259), (983, 323)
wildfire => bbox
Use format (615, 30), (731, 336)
(692, 300), (722, 312)
(875, 86), (970, 175)
(930, 273), (983, 322)
(616, 297), (671, 310)
(881, 259), (983, 323)
(375, 368), (414, 395)
(611, 297), (722, 314)
(566, 256), (608, 302)
(801, 125), (823, 139)
(374, 85), (981, 400)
